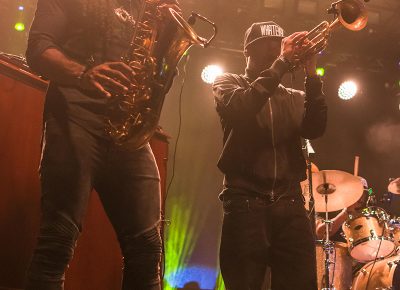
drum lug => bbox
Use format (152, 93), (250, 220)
(361, 268), (369, 275)
(388, 260), (400, 267)
(370, 229), (377, 238)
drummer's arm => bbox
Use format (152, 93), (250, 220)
(315, 209), (349, 240)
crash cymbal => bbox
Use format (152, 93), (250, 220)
(311, 170), (364, 212)
(310, 162), (319, 174)
(388, 178), (400, 195)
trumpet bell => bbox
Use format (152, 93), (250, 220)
(337, 0), (368, 31)
(292, 0), (368, 69)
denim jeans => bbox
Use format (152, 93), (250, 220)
(220, 192), (317, 290)
(26, 117), (162, 290)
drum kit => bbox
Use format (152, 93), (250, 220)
(303, 169), (400, 290)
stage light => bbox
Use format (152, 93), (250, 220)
(316, 67), (325, 77)
(18, 5), (24, 11)
(201, 65), (223, 84)
(14, 22), (25, 32)
(338, 80), (358, 100)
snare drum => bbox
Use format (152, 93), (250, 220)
(342, 207), (395, 262)
(315, 241), (352, 290)
(352, 255), (400, 290)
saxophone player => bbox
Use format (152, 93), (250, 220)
(212, 21), (328, 289)
(25, 0), (179, 289)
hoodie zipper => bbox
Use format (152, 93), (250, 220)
(268, 97), (277, 201)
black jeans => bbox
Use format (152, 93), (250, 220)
(26, 117), (162, 290)
(220, 192), (317, 290)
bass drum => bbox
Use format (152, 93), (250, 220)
(352, 255), (400, 289)
(316, 241), (353, 290)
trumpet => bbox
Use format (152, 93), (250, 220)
(293, 0), (368, 67)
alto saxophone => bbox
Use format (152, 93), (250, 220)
(107, 1), (216, 148)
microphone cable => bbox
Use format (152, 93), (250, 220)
(161, 51), (191, 280)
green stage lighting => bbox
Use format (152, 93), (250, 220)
(15, 22), (25, 32)
(316, 67), (325, 77)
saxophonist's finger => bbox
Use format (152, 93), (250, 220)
(109, 62), (134, 77)
(106, 69), (132, 87)
(92, 81), (112, 98)
(98, 74), (129, 94)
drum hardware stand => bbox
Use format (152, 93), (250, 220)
(303, 141), (337, 289)
(318, 176), (337, 290)
(304, 140), (333, 290)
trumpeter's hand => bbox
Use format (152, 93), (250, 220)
(280, 31), (308, 64)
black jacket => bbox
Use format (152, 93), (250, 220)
(213, 58), (327, 196)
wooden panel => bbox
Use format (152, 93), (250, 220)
(0, 61), (44, 289)
(0, 57), (169, 290)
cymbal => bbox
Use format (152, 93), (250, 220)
(311, 170), (364, 212)
(310, 162), (319, 174)
(388, 178), (400, 195)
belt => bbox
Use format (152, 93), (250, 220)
(223, 175), (301, 196)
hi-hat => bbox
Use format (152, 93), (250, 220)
(388, 178), (400, 195)
(311, 170), (364, 212)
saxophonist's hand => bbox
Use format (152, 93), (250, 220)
(79, 62), (134, 98)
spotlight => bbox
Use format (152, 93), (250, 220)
(201, 64), (223, 84)
(18, 5), (24, 11)
(14, 22), (25, 32)
(338, 80), (358, 100)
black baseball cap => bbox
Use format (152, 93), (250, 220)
(244, 21), (285, 50)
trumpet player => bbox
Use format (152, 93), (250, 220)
(25, 0), (179, 289)
(212, 21), (328, 290)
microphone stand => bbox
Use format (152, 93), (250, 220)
(303, 140), (320, 287)
(304, 140), (334, 290)
(304, 139), (316, 239)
